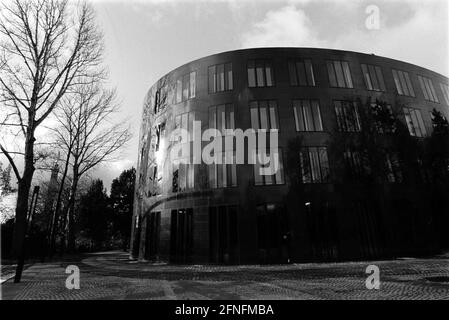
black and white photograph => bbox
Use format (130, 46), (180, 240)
(0, 0), (448, 310)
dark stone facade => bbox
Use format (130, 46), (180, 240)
(131, 48), (449, 264)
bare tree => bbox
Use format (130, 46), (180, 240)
(0, 0), (104, 270)
(50, 81), (131, 253)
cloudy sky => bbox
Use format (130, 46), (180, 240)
(2, 0), (448, 191)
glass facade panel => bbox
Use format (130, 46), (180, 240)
(189, 72), (196, 98)
(259, 102), (269, 130)
(248, 60), (256, 87)
(300, 147), (330, 183)
(375, 66), (386, 91)
(250, 103), (259, 129)
(368, 65), (379, 90)
(327, 60), (352, 88)
(247, 59), (274, 88)
(334, 101), (361, 132)
(440, 83), (449, 105)
(403, 107), (427, 137)
(265, 62), (274, 87)
(293, 100), (323, 132)
(404, 72), (415, 97)
(393, 69), (415, 97)
(208, 66), (216, 93)
(327, 61), (337, 87)
(182, 74), (189, 101)
(361, 64), (372, 90)
(342, 61), (353, 88)
(225, 63), (233, 90)
(253, 149), (285, 185)
(392, 70), (403, 95)
(256, 60), (265, 87)
(217, 64), (224, 92)
(269, 104), (278, 129)
(289, 61), (298, 86)
(304, 59), (315, 86)
(311, 101), (323, 131)
(176, 78), (182, 103)
(296, 61), (307, 86)
(419, 75), (439, 102)
(397, 71), (409, 96)
(333, 61), (346, 87)
(303, 100), (314, 131)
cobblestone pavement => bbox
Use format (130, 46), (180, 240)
(1, 251), (449, 300)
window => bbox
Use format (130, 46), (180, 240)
(209, 151), (237, 188)
(430, 110), (448, 130)
(361, 64), (386, 91)
(209, 63), (233, 93)
(209, 104), (235, 133)
(403, 107), (426, 137)
(247, 59), (275, 87)
(288, 59), (315, 86)
(371, 103), (395, 133)
(209, 104), (237, 188)
(153, 85), (168, 114)
(174, 112), (195, 141)
(175, 71), (196, 103)
(249, 100), (279, 130)
(293, 100), (323, 131)
(440, 83), (449, 105)
(249, 100), (282, 186)
(172, 162), (195, 192)
(392, 69), (415, 97)
(334, 101), (361, 132)
(343, 149), (371, 181)
(155, 122), (165, 151)
(327, 60), (353, 88)
(172, 112), (195, 192)
(300, 147), (330, 183)
(253, 149), (285, 185)
(385, 153), (402, 183)
(418, 75), (439, 103)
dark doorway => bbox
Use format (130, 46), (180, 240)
(170, 208), (193, 263)
(209, 206), (239, 264)
(256, 203), (288, 264)
(144, 211), (161, 260)
(354, 201), (383, 259)
(305, 201), (339, 261)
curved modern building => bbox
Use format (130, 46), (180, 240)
(131, 48), (449, 264)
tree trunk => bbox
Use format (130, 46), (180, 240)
(66, 166), (79, 253)
(12, 133), (35, 258)
(49, 151), (71, 256)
